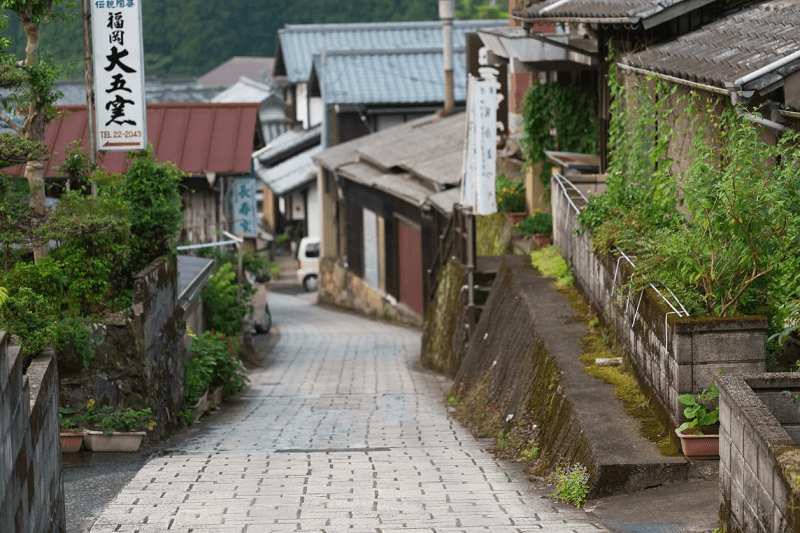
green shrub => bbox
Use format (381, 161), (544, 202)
(54, 317), (95, 369)
(0, 287), (56, 359)
(517, 212), (552, 235)
(122, 146), (183, 276)
(83, 399), (156, 435)
(495, 174), (525, 213)
(186, 330), (249, 402)
(203, 263), (249, 336)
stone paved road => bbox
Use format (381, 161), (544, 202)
(89, 292), (608, 533)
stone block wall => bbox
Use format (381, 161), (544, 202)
(717, 373), (800, 533)
(318, 257), (422, 326)
(552, 175), (767, 427)
(0, 333), (66, 533)
(59, 256), (188, 443)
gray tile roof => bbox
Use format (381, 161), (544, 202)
(256, 146), (322, 195)
(253, 126), (322, 167)
(198, 56), (275, 87)
(311, 48), (468, 105)
(275, 19), (507, 84)
(623, 0), (800, 90)
(315, 112), (465, 212)
(515, 0), (715, 27)
(55, 77), (223, 106)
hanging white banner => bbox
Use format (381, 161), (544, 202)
(474, 79), (497, 216)
(232, 177), (258, 237)
(91, 0), (147, 151)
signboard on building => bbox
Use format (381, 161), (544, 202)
(232, 177), (258, 237)
(91, 0), (147, 151)
(461, 68), (500, 215)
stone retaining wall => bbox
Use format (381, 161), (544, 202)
(318, 257), (422, 326)
(552, 174), (767, 426)
(717, 373), (800, 533)
(0, 332), (65, 533)
(59, 256), (188, 443)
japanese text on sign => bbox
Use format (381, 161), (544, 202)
(92, 0), (147, 151)
(233, 178), (257, 237)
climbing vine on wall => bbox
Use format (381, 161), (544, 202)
(519, 82), (598, 188)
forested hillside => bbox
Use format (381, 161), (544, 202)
(2, 0), (506, 80)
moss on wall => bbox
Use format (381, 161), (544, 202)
(421, 261), (467, 377)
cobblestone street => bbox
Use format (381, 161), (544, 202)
(88, 292), (608, 533)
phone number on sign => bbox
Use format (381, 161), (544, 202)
(99, 130), (143, 139)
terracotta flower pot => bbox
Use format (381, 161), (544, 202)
(675, 426), (719, 459)
(507, 212), (527, 225)
(83, 430), (146, 452)
(60, 430), (83, 453)
(533, 233), (552, 247)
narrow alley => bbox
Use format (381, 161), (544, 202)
(86, 292), (608, 533)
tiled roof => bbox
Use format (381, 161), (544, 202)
(623, 0), (800, 90)
(5, 102), (259, 178)
(515, 0), (715, 27)
(253, 125), (322, 167)
(198, 56), (275, 87)
(315, 112), (465, 190)
(55, 77), (222, 106)
(211, 77), (278, 104)
(255, 145), (322, 195)
(274, 19), (508, 83)
(311, 48), (468, 105)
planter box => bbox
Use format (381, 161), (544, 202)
(507, 212), (527, 225)
(189, 389), (209, 423)
(209, 385), (223, 409)
(675, 427), (719, 459)
(83, 430), (145, 452)
(60, 431), (83, 453)
(533, 233), (552, 247)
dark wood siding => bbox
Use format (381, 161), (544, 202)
(397, 218), (424, 316)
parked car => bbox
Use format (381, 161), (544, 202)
(296, 236), (320, 292)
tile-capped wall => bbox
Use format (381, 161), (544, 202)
(717, 373), (800, 533)
(0, 332), (65, 533)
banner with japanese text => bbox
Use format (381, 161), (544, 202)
(91, 0), (147, 151)
(232, 178), (258, 237)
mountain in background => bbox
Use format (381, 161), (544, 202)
(1, 0), (507, 81)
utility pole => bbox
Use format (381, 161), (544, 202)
(82, 0), (98, 197)
(440, 0), (456, 115)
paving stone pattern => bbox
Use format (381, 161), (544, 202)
(89, 293), (608, 533)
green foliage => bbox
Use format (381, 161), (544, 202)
(83, 399), (156, 435)
(58, 406), (83, 430)
(476, 213), (509, 256)
(122, 147), (183, 276)
(185, 330), (249, 402)
(520, 444), (539, 461)
(578, 63), (800, 339)
(457, 0), (509, 19)
(179, 408), (194, 425)
(517, 211), (552, 235)
(495, 174), (525, 213)
(54, 316), (94, 368)
(203, 263), (249, 336)
(677, 381), (720, 434)
(0, 286), (55, 358)
(552, 463), (590, 508)
(520, 82), (598, 188)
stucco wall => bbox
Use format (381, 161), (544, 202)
(552, 175), (767, 427)
(0, 333), (65, 533)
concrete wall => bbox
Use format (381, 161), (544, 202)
(717, 373), (800, 533)
(0, 333), (66, 533)
(60, 257), (188, 443)
(552, 174), (767, 427)
(317, 257), (422, 326)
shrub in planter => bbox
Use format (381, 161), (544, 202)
(59, 406), (84, 453)
(495, 174), (526, 214)
(81, 400), (157, 452)
(185, 330), (249, 406)
(518, 212), (553, 235)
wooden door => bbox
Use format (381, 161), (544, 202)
(397, 218), (423, 316)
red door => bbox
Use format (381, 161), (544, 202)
(397, 219), (423, 316)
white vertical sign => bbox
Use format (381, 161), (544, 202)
(475, 80), (497, 215)
(233, 178), (257, 237)
(92, 0), (147, 151)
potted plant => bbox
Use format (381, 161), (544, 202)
(517, 212), (553, 246)
(58, 406), (84, 453)
(82, 399), (156, 452)
(496, 174), (527, 224)
(675, 381), (720, 459)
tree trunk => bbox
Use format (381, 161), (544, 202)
(20, 16), (47, 261)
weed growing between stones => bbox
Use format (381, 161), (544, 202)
(530, 247), (573, 288)
(552, 463), (590, 508)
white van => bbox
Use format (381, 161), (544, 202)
(296, 236), (320, 292)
